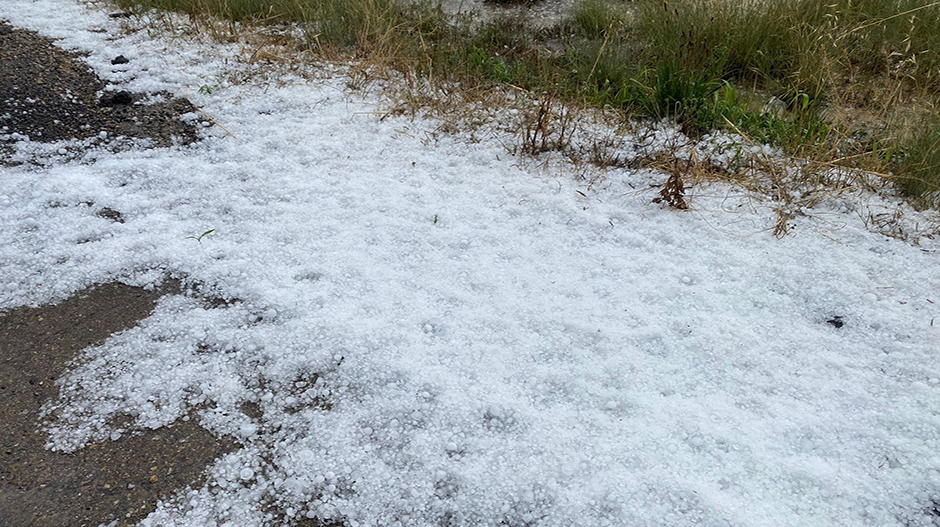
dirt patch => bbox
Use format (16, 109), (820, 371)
(0, 282), (234, 527)
(0, 21), (201, 162)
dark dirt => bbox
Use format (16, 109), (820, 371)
(0, 21), (201, 160)
(0, 282), (235, 527)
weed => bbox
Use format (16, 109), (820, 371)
(652, 158), (689, 210)
(582, 135), (635, 170)
(187, 229), (215, 242)
(520, 91), (576, 155)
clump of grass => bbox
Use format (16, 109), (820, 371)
(890, 115), (940, 202)
(626, 0), (828, 111)
(520, 90), (576, 154)
(629, 66), (728, 136)
(631, 0), (940, 105)
(571, 0), (629, 38)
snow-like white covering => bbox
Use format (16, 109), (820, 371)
(1, 2), (939, 526)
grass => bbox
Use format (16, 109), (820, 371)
(109, 0), (940, 206)
(570, 0), (628, 38)
(891, 115), (940, 202)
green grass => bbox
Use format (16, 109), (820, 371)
(111, 0), (940, 204)
(891, 116), (940, 202)
(630, 0), (940, 104)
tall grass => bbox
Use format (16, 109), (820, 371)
(631, 0), (940, 105)
(891, 116), (940, 201)
(570, 0), (628, 38)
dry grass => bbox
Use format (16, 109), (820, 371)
(520, 90), (576, 155)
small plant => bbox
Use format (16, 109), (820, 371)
(187, 229), (215, 242)
(652, 158), (689, 210)
(520, 91), (575, 155)
(632, 66), (729, 136)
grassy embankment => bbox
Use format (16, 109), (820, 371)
(112, 0), (940, 206)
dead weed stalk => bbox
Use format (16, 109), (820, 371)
(520, 91), (576, 156)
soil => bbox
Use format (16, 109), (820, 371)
(0, 282), (236, 527)
(0, 21), (200, 162)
